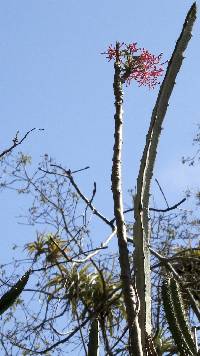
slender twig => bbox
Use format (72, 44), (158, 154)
(110, 197), (186, 224)
(108, 326), (128, 354)
(0, 128), (43, 159)
(84, 181), (97, 225)
(23, 168), (74, 239)
(49, 237), (71, 262)
(50, 229), (116, 264)
(155, 178), (169, 208)
(71, 166), (90, 174)
(0, 339), (9, 356)
(100, 318), (114, 356)
(74, 309), (87, 355)
(71, 228), (117, 263)
(40, 165), (114, 230)
(150, 198), (186, 212)
(38, 287), (124, 354)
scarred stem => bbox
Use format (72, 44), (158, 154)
(111, 42), (142, 356)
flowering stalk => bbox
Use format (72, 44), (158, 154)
(106, 40), (164, 355)
(110, 42), (143, 356)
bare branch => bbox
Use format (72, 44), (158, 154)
(155, 178), (169, 208)
(40, 164), (114, 229)
(110, 197), (186, 224)
(0, 128), (43, 159)
(49, 229), (116, 264)
(150, 198), (186, 213)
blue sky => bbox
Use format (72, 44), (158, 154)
(0, 1), (200, 353)
(0, 0), (200, 257)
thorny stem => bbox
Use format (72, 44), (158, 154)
(111, 42), (142, 356)
(133, 3), (197, 353)
(150, 248), (200, 322)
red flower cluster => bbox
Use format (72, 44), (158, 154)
(103, 42), (165, 89)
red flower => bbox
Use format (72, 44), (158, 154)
(103, 42), (124, 61)
(103, 42), (165, 89)
(127, 42), (138, 54)
(106, 46), (118, 61)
